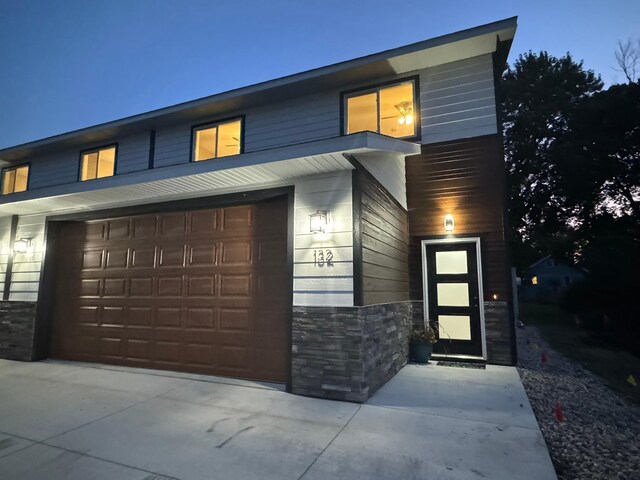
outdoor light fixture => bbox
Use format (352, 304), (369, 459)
(309, 210), (328, 234)
(444, 214), (455, 233)
(13, 237), (32, 255)
(492, 293), (499, 300)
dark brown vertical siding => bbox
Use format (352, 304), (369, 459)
(355, 169), (410, 305)
(406, 135), (509, 301)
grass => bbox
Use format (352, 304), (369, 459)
(520, 302), (640, 405)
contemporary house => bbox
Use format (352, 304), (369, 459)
(520, 255), (587, 302)
(0, 17), (517, 402)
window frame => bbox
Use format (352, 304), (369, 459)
(340, 75), (421, 141)
(1, 163), (30, 195)
(190, 115), (245, 163)
(78, 143), (119, 182)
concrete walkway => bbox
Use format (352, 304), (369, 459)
(0, 359), (556, 479)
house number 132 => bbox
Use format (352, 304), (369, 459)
(313, 249), (334, 267)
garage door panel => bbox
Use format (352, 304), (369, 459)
(160, 212), (188, 236)
(190, 210), (218, 234)
(107, 219), (131, 240)
(105, 248), (129, 269)
(50, 198), (289, 383)
(132, 216), (157, 238)
(187, 244), (217, 266)
(158, 246), (186, 267)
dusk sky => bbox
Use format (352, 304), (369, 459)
(0, 0), (638, 149)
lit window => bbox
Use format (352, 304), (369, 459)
(345, 80), (417, 138)
(531, 276), (538, 285)
(1, 165), (29, 195)
(193, 119), (242, 161)
(81, 146), (116, 181)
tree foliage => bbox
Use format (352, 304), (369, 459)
(501, 51), (640, 351)
(500, 51), (603, 267)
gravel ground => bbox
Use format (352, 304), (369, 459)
(517, 325), (640, 480)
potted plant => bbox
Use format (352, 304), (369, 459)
(409, 322), (438, 363)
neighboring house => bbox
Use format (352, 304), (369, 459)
(0, 18), (517, 402)
(520, 255), (587, 302)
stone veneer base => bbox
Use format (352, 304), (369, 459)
(0, 301), (37, 361)
(291, 301), (422, 402)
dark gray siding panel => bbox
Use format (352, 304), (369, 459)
(29, 132), (150, 189)
(245, 91), (339, 151)
(29, 151), (78, 189)
(116, 133), (151, 174)
(154, 124), (191, 168)
(356, 169), (410, 305)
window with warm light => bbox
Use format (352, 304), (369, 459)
(193, 118), (243, 161)
(81, 146), (116, 181)
(344, 80), (417, 138)
(531, 276), (538, 285)
(1, 165), (29, 195)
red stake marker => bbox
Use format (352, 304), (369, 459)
(554, 403), (565, 422)
(541, 352), (548, 364)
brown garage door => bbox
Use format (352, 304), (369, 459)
(49, 198), (290, 383)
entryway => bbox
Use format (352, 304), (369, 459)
(422, 238), (486, 359)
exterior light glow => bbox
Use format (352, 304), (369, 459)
(444, 214), (455, 233)
(13, 237), (32, 254)
(492, 293), (499, 300)
(309, 210), (328, 234)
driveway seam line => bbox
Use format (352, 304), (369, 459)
(363, 403), (540, 431)
(40, 380), (195, 444)
(0, 441), (183, 480)
(297, 405), (361, 480)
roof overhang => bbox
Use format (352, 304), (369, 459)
(0, 132), (419, 217)
(0, 17), (516, 163)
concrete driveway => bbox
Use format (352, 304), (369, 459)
(0, 359), (556, 479)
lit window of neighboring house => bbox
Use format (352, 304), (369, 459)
(193, 118), (243, 161)
(1, 165), (29, 195)
(531, 276), (538, 285)
(81, 146), (116, 181)
(344, 80), (418, 139)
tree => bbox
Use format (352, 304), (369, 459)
(556, 81), (640, 222)
(614, 38), (640, 83)
(499, 52), (603, 269)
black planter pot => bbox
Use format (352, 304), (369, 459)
(410, 340), (434, 364)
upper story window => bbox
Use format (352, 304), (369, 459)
(1, 165), (29, 195)
(193, 118), (243, 162)
(81, 145), (116, 181)
(344, 80), (418, 139)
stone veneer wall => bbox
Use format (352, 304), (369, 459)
(484, 300), (515, 365)
(292, 301), (420, 402)
(0, 301), (37, 361)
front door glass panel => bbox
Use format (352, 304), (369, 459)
(438, 315), (472, 341)
(436, 283), (469, 306)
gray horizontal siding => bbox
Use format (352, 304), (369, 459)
(28, 132), (150, 189)
(116, 133), (151, 174)
(419, 54), (497, 143)
(16, 54), (497, 192)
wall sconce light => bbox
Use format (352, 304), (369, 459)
(309, 210), (328, 234)
(13, 237), (32, 255)
(444, 214), (455, 233)
(492, 293), (499, 300)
